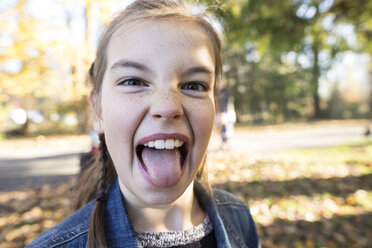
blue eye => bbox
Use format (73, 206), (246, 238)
(117, 77), (148, 87)
(181, 82), (208, 91)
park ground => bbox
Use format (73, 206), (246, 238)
(0, 120), (371, 247)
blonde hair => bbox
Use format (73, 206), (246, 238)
(76, 1), (222, 247)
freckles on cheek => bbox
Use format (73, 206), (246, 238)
(102, 96), (147, 134)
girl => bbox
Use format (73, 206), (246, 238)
(27, 0), (259, 247)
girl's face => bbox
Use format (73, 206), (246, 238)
(93, 20), (216, 206)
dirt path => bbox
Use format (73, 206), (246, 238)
(0, 120), (370, 191)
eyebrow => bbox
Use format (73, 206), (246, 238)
(181, 66), (214, 77)
(110, 59), (151, 73)
(110, 60), (213, 77)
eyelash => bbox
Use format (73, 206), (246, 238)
(181, 82), (209, 91)
(116, 78), (209, 92)
(117, 77), (148, 87)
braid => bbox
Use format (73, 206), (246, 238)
(96, 133), (107, 202)
(87, 133), (109, 248)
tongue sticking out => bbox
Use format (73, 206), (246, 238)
(141, 147), (182, 188)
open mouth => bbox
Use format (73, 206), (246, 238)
(135, 138), (189, 188)
(136, 139), (188, 170)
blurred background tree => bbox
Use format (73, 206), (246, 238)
(0, 0), (54, 135)
(330, 0), (372, 118)
(202, 0), (372, 122)
(0, 0), (371, 136)
(0, 0), (118, 136)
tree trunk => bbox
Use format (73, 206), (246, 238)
(368, 71), (372, 118)
(312, 43), (321, 119)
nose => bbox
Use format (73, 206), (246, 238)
(150, 89), (184, 121)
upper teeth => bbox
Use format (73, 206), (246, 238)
(143, 139), (184, 149)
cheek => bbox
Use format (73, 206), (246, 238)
(100, 86), (144, 132)
(99, 91), (145, 161)
(101, 98), (130, 131)
(188, 99), (215, 144)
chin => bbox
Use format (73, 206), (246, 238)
(143, 178), (195, 206)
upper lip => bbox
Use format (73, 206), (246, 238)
(137, 133), (190, 147)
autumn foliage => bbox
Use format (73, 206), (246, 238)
(1, 138), (371, 247)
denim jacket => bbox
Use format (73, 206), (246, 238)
(27, 178), (259, 248)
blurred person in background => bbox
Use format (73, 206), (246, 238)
(217, 83), (236, 150)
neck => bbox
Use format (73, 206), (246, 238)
(123, 182), (205, 232)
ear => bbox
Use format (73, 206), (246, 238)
(90, 91), (104, 133)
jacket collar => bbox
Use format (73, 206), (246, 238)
(104, 178), (141, 248)
(104, 178), (233, 248)
(194, 180), (232, 248)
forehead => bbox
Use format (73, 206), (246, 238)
(106, 19), (215, 71)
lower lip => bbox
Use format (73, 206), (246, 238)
(136, 153), (189, 188)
